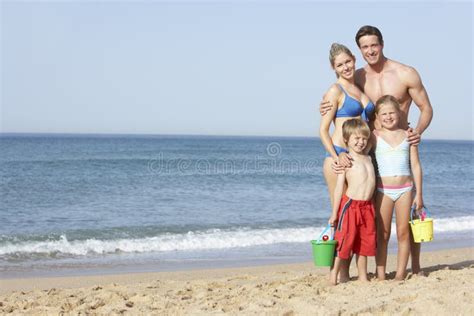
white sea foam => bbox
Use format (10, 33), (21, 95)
(1, 216), (473, 257)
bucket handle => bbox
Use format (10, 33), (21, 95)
(317, 224), (334, 242)
(410, 205), (430, 223)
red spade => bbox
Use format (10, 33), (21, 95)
(322, 235), (329, 241)
(421, 211), (426, 221)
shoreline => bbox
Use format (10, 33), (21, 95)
(1, 247), (473, 314)
(1, 232), (471, 281)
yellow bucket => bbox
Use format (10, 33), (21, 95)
(410, 206), (433, 243)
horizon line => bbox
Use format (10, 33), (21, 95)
(0, 131), (472, 142)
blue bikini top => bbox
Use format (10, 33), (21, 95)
(335, 84), (374, 122)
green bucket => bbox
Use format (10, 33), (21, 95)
(311, 224), (337, 267)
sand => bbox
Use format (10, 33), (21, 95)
(1, 247), (473, 315)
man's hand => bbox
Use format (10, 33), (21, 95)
(407, 128), (421, 146)
(319, 100), (333, 116)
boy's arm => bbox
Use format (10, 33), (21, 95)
(329, 172), (346, 226)
(410, 145), (423, 210)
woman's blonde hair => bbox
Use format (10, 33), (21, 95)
(329, 43), (354, 67)
(342, 119), (370, 143)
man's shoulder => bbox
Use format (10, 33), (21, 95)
(355, 67), (367, 87)
(355, 67), (367, 75)
(387, 59), (419, 77)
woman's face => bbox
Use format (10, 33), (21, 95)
(377, 103), (400, 129)
(332, 52), (355, 79)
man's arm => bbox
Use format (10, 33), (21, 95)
(319, 98), (333, 116)
(403, 67), (434, 135)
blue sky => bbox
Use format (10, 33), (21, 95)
(1, 1), (472, 140)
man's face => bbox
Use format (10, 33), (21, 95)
(358, 35), (383, 65)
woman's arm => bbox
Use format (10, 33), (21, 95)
(329, 172), (346, 226)
(319, 84), (341, 160)
(410, 144), (423, 210)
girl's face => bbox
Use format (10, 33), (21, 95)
(377, 103), (400, 130)
(332, 52), (355, 80)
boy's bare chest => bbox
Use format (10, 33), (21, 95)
(346, 160), (375, 181)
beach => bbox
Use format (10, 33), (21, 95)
(1, 247), (473, 315)
(1, 136), (473, 314)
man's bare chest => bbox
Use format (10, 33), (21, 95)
(362, 74), (409, 103)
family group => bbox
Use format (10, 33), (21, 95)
(318, 26), (433, 285)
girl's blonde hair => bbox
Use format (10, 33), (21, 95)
(342, 119), (370, 143)
(375, 95), (401, 114)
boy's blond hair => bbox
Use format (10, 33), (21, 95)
(342, 119), (371, 143)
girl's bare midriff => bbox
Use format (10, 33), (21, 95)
(378, 175), (413, 186)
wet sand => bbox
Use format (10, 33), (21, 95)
(1, 247), (473, 315)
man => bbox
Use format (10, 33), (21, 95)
(320, 25), (433, 276)
(321, 25), (433, 145)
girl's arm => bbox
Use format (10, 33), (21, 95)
(410, 144), (424, 210)
(319, 84), (341, 160)
(329, 172), (346, 226)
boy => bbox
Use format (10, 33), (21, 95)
(329, 118), (376, 285)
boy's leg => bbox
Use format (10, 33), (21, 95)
(394, 191), (413, 280)
(339, 258), (351, 283)
(356, 255), (368, 281)
(375, 192), (394, 280)
(324, 158), (351, 280)
(330, 257), (343, 285)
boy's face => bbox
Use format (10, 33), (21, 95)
(346, 132), (368, 154)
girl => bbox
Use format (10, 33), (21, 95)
(373, 95), (424, 281)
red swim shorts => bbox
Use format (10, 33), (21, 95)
(334, 194), (376, 260)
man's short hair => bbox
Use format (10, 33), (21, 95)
(355, 25), (384, 47)
(342, 119), (371, 143)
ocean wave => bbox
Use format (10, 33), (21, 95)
(0, 216), (472, 257)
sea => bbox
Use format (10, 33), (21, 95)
(1, 134), (473, 278)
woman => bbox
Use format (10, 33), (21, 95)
(319, 43), (375, 282)
(319, 43), (375, 207)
